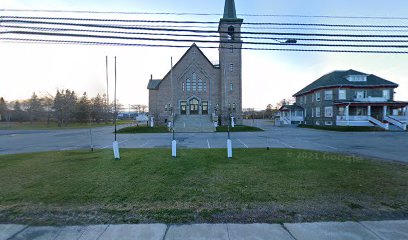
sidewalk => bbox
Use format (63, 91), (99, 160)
(1, 220), (407, 240)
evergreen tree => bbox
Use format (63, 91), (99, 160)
(0, 97), (8, 122)
(76, 92), (91, 123)
(27, 92), (42, 123)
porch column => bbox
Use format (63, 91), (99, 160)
(289, 111), (292, 123)
(383, 106), (388, 118)
(345, 105), (350, 122)
(367, 105), (371, 117)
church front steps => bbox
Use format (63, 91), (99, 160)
(173, 115), (216, 133)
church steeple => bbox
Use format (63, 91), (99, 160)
(223, 0), (237, 19)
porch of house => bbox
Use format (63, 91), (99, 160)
(335, 102), (408, 130)
(277, 108), (304, 125)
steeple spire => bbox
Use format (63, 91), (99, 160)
(223, 0), (237, 19)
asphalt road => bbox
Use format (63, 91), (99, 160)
(0, 120), (407, 163)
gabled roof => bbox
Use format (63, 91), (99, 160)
(279, 104), (304, 111)
(147, 43), (217, 90)
(147, 80), (162, 90)
(294, 69), (399, 97)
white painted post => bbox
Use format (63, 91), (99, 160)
(367, 105), (371, 117)
(227, 139), (232, 158)
(231, 117), (235, 128)
(289, 111), (292, 124)
(172, 140), (177, 157)
(383, 106), (387, 118)
(150, 117), (154, 127)
(214, 121), (218, 127)
(113, 141), (120, 160)
(345, 105), (350, 125)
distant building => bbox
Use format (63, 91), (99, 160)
(147, 0), (243, 130)
(290, 69), (408, 130)
(275, 105), (304, 126)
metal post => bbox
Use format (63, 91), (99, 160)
(172, 130), (177, 158)
(113, 56), (120, 160)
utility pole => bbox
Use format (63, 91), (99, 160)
(106, 56), (110, 122)
(112, 56), (120, 160)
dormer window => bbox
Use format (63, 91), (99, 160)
(346, 75), (367, 82)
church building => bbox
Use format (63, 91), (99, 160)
(147, 0), (243, 131)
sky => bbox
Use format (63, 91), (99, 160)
(1, 0), (408, 110)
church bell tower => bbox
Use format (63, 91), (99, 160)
(219, 0), (243, 124)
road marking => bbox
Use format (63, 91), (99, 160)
(237, 139), (249, 148)
(270, 138), (295, 148)
(299, 139), (338, 150)
(207, 139), (211, 149)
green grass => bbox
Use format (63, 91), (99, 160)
(216, 125), (264, 132)
(0, 120), (134, 130)
(298, 124), (385, 132)
(0, 149), (407, 225)
(117, 126), (169, 133)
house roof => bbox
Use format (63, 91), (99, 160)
(279, 104), (304, 111)
(293, 69), (399, 97)
(147, 43), (217, 90)
(147, 80), (162, 90)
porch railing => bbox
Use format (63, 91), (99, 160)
(385, 116), (407, 130)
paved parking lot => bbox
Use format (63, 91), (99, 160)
(0, 120), (407, 163)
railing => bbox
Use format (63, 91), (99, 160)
(281, 117), (291, 124)
(368, 116), (389, 130)
(337, 116), (369, 121)
(385, 116), (407, 130)
(388, 115), (408, 122)
(354, 96), (388, 102)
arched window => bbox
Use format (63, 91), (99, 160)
(228, 26), (235, 40)
(192, 73), (197, 91)
(198, 79), (203, 92)
(186, 79), (191, 91)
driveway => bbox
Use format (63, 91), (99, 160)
(0, 120), (407, 163)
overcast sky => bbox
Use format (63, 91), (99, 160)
(1, 0), (408, 110)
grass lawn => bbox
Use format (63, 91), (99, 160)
(216, 125), (263, 132)
(0, 149), (407, 225)
(0, 120), (134, 130)
(117, 126), (169, 134)
(298, 124), (385, 132)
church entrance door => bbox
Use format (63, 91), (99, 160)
(180, 101), (187, 115)
(189, 98), (199, 115)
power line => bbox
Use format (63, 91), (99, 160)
(4, 30), (408, 49)
(2, 16), (408, 29)
(3, 8), (408, 20)
(6, 24), (408, 43)
(2, 37), (408, 54)
(3, 19), (408, 38)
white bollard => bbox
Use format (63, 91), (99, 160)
(231, 117), (235, 128)
(113, 141), (120, 160)
(150, 117), (154, 127)
(227, 139), (232, 158)
(172, 140), (177, 157)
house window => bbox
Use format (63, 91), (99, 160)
(192, 73), (197, 91)
(182, 82), (185, 92)
(316, 92), (321, 101)
(316, 107), (321, 117)
(299, 97), (303, 104)
(355, 90), (367, 99)
(304, 95), (307, 104)
(204, 82), (207, 92)
(339, 89), (346, 100)
(230, 83), (233, 91)
(324, 106), (333, 117)
(230, 64), (234, 72)
(186, 79), (191, 91)
(232, 103), (236, 111)
(324, 90), (333, 100)
(165, 104), (168, 111)
(383, 89), (390, 100)
(198, 79), (203, 92)
(338, 106), (345, 116)
(230, 44), (234, 53)
(347, 75), (367, 82)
